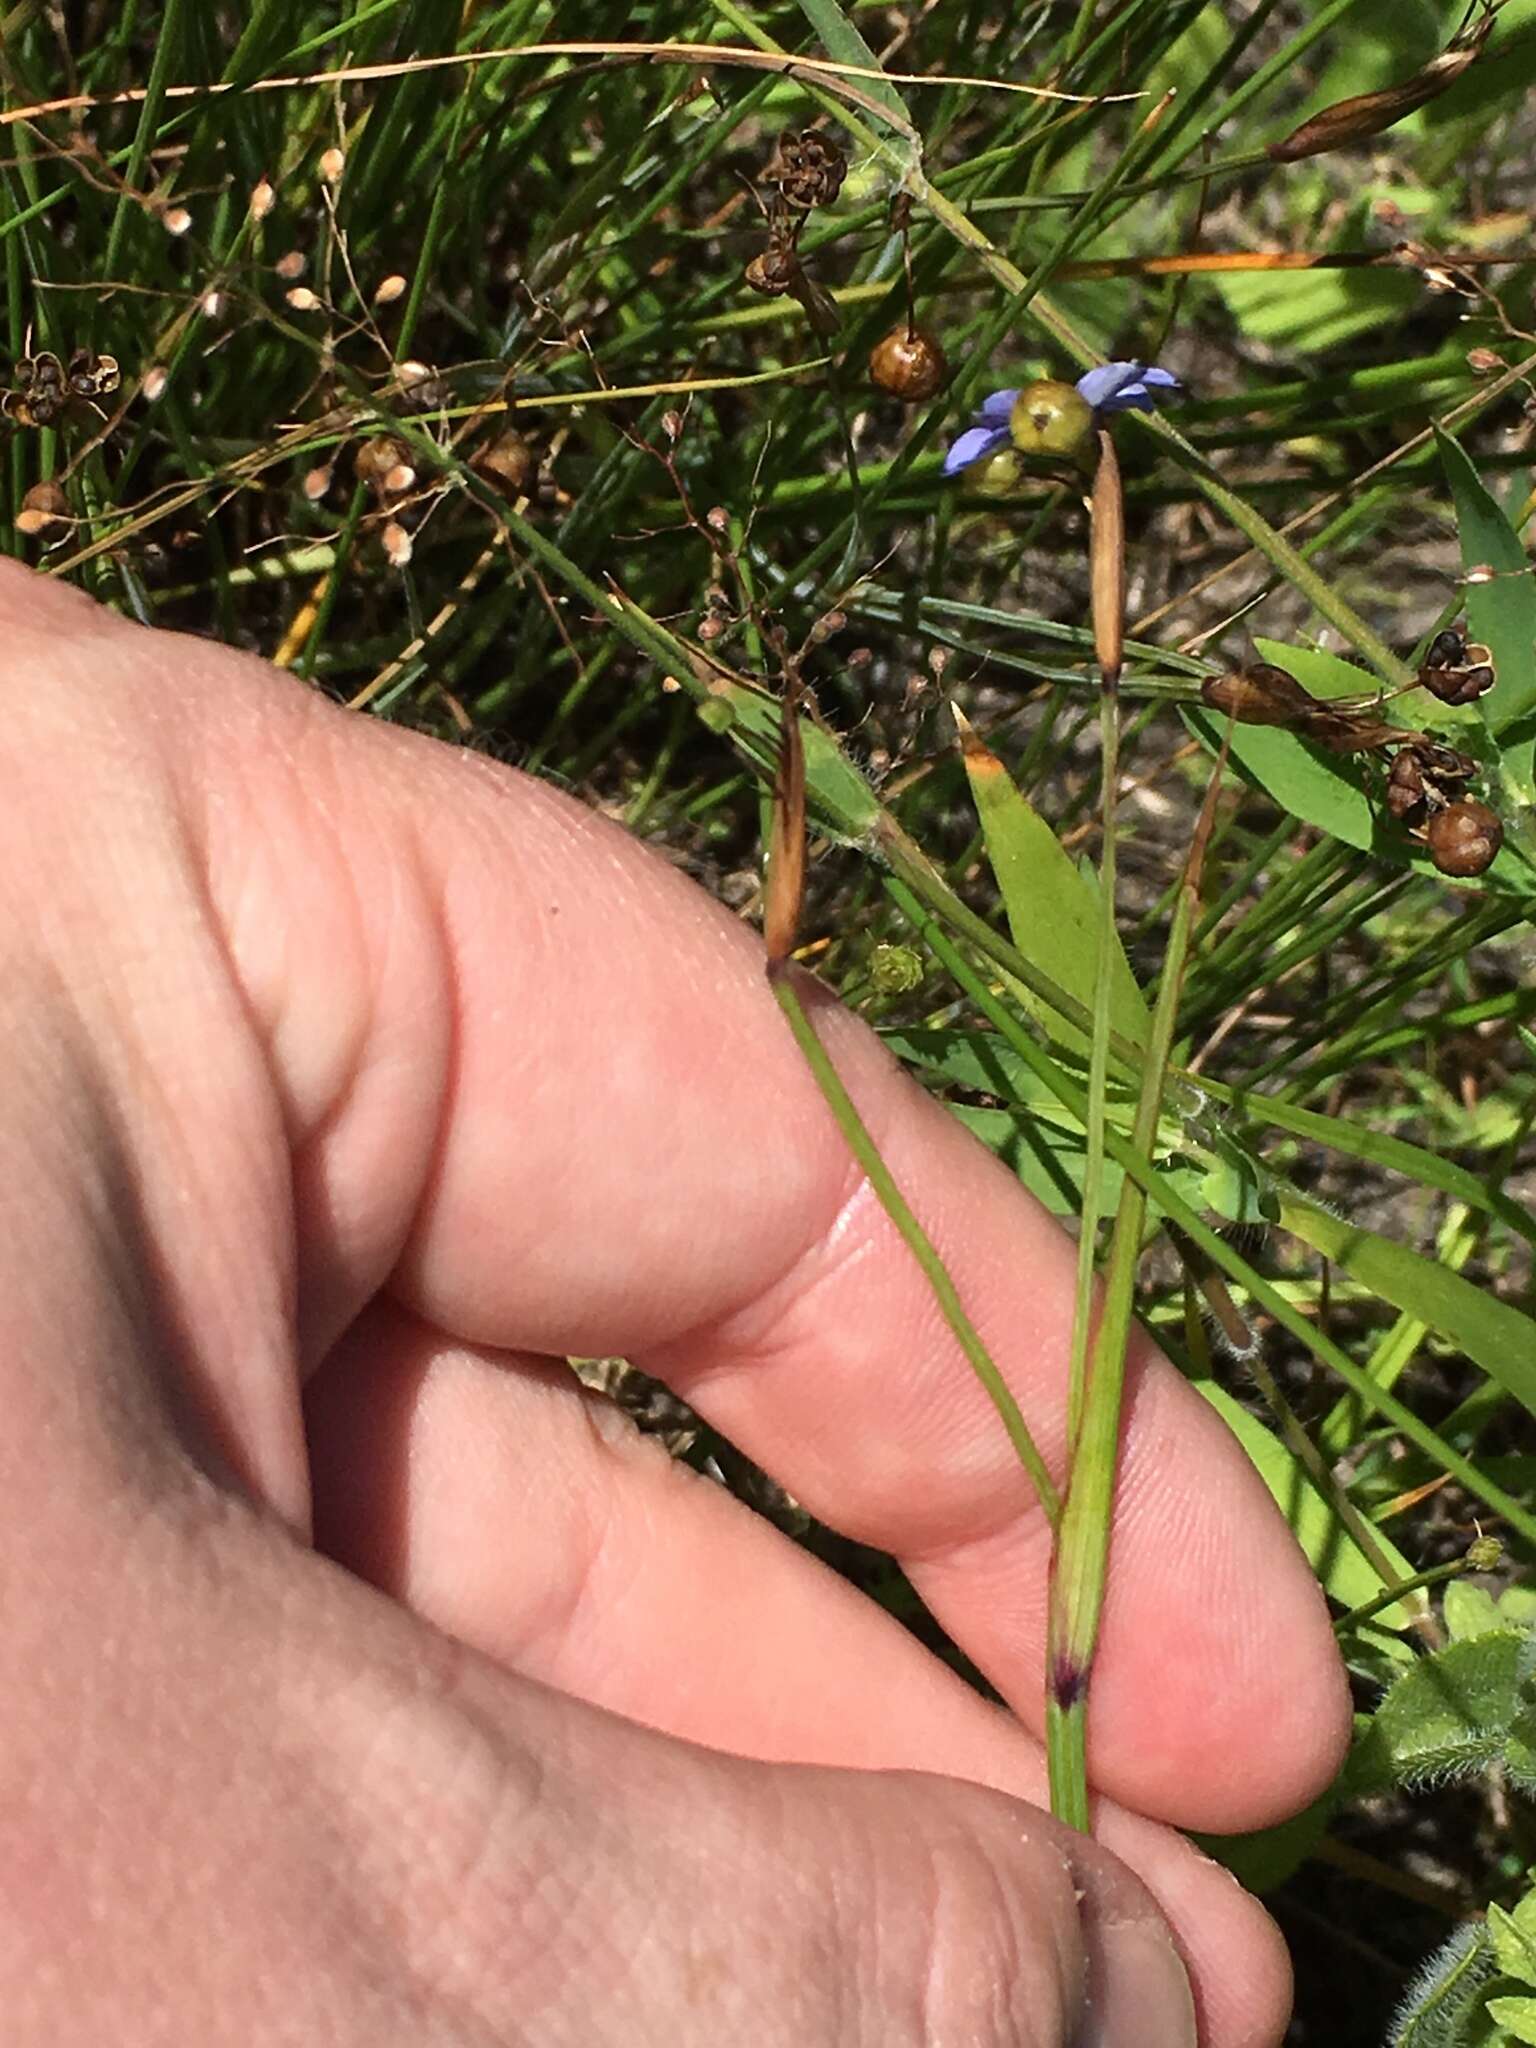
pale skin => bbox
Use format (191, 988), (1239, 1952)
(0, 560), (1350, 2045)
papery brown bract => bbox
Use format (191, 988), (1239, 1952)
(1268, 5), (1498, 161)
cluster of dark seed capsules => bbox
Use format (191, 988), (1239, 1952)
(2, 347), (120, 430)
(1400, 628), (1503, 877)
(1202, 637), (1504, 878)
(743, 129), (845, 298)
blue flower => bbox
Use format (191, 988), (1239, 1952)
(941, 362), (1183, 479)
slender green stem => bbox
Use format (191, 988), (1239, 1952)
(1334, 1557), (1475, 1639)
(1044, 778), (1204, 1825)
(768, 963), (1060, 1530)
(100, 0), (187, 300)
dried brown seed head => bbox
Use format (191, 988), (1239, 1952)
(1417, 626), (1497, 704)
(763, 129), (846, 211)
(67, 349), (118, 399)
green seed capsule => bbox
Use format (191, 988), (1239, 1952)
(972, 448), (1028, 498)
(1009, 380), (1096, 470)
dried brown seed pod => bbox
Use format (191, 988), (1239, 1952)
(1201, 662), (1316, 726)
(763, 129), (846, 212)
(1426, 799), (1503, 877)
(868, 324), (948, 401)
(473, 428), (536, 500)
(4, 352), (68, 429)
(395, 360), (448, 410)
(1267, 5), (1496, 162)
(1385, 738), (1474, 824)
(68, 349), (119, 398)
(1385, 748), (1428, 823)
(1417, 626), (1497, 704)
(15, 479), (69, 539)
(744, 241), (800, 296)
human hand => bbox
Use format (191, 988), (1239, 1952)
(0, 562), (1347, 2044)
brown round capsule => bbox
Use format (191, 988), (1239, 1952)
(743, 243), (799, 296)
(354, 434), (415, 498)
(15, 478), (69, 539)
(473, 428), (536, 500)
(868, 324), (948, 401)
(1426, 799), (1502, 877)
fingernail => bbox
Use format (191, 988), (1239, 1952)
(1078, 1919), (1197, 2048)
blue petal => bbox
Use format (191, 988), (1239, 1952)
(942, 423), (1010, 476)
(1075, 362), (1150, 411)
(977, 387), (1021, 424)
(1075, 360), (1184, 414)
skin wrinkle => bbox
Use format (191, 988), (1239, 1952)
(661, 1154), (1071, 1560)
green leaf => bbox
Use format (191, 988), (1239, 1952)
(882, 1025), (1086, 1109)
(791, 0), (911, 129)
(1351, 1629), (1529, 1791)
(1437, 428), (1536, 802)
(1489, 1894), (1536, 1988)
(959, 736), (1151, 1056)
(1390, 1922), (1496, 2047)
(1216, 266), (1420, 355)
(1486, 1997), (1536, 2045)
(1216, 1083), (1536, 1252)
(1445, 1580), (1506, 1642)
(1194, 1379), (1418, 1636)
(953, 1104), (1128, 1215)
(704, 683), (881, 842)
(1278, 1199), (1536, 1423)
